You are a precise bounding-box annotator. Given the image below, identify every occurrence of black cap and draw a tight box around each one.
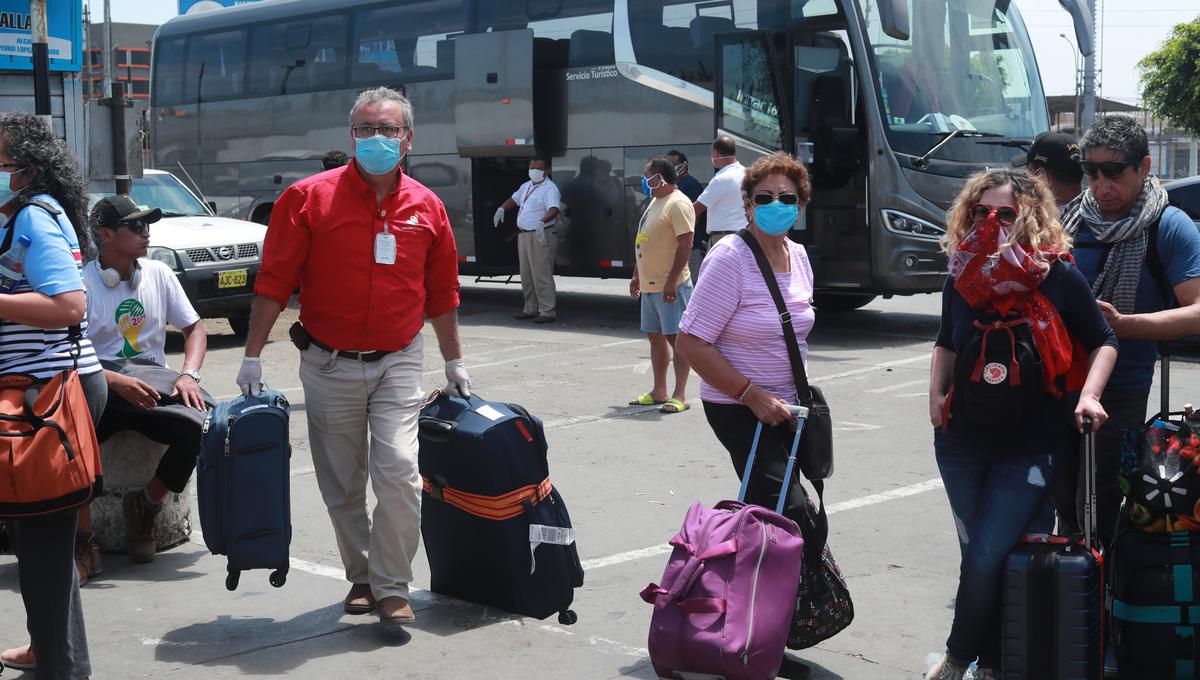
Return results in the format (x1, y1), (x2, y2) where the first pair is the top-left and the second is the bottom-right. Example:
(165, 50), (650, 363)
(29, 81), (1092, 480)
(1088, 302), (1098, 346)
(1013, 132), (1083, 180)
(90, 194), (162, 229)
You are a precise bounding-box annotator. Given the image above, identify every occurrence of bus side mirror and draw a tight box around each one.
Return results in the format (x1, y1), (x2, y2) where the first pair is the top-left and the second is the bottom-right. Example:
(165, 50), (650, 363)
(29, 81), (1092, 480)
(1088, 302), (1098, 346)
(878, 0), (910, 41)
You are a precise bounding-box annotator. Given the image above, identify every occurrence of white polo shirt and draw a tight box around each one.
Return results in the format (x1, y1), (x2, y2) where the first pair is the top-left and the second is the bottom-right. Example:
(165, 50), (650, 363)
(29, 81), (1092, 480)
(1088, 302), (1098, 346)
(512, 179), (562, 231)
(696, 162), (748, 234)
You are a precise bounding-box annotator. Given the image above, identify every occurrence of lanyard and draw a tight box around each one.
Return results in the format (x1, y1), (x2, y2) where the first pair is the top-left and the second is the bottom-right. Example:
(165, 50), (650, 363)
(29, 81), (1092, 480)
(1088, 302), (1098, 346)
(523, 181), (542, 204)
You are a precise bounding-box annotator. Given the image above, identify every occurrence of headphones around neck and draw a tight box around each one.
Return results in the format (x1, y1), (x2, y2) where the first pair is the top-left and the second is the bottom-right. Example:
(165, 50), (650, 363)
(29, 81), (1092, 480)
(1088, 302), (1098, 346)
(99, 260), (141, 289)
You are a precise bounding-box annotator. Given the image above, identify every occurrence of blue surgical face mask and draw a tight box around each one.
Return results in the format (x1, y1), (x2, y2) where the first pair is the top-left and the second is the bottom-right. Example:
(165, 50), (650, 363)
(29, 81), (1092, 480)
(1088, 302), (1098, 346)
(754, 200), (798, 236)
(354, 133), (406, 176)
(641, 174), (662, 198)
(0, 169), (20, 207)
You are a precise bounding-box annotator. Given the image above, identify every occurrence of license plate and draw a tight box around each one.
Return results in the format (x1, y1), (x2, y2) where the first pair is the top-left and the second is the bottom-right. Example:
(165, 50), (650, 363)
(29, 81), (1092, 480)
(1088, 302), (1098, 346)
(217, 269), (248, 289)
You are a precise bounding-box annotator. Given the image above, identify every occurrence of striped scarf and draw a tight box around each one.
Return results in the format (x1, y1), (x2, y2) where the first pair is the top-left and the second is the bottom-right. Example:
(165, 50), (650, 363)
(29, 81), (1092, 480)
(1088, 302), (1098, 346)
(1061, 176), (1169, 314)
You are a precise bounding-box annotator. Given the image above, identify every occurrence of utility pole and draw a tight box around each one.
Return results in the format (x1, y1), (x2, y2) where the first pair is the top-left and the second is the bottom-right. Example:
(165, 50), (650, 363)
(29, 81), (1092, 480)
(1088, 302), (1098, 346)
(102, 0), (112, 98)
(1080, 0), (1098, 130)
(29, 0), (51, 126)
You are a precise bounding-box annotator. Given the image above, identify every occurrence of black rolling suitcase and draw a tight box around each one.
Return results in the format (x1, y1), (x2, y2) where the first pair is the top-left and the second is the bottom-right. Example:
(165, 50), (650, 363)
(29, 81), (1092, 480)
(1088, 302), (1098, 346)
(1001, 418), (1103, 680)
(418, 391), (583, 624)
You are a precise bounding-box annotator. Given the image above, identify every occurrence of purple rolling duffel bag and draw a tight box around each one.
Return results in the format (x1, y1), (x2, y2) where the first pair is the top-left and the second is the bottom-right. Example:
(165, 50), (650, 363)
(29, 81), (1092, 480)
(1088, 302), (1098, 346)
(640, 408), (808, 680)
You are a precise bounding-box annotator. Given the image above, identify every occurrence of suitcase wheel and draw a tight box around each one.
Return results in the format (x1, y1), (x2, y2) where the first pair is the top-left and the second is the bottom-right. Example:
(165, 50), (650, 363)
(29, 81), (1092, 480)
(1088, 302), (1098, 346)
(225, 570), (240, 591)
(269, 569), (287, 588)
(557, 609), (577, 626)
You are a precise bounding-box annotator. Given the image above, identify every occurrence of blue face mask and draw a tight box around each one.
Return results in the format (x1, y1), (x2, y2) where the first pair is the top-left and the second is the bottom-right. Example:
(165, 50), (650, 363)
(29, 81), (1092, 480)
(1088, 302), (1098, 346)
(355, 134), (405, 176)
(641, 174), (662, 198)
(754, 200), (798, 236)
(0, 169), (20, 207)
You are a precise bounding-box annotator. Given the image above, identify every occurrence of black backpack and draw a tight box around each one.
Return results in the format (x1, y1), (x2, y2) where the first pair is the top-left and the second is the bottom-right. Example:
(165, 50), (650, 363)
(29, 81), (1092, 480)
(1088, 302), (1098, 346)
(952, 314), (1045, 427)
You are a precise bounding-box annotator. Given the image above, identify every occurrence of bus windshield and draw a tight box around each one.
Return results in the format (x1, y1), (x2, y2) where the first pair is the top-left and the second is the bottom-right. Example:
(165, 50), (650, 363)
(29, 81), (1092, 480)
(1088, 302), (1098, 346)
(862, 0), (1048, 156)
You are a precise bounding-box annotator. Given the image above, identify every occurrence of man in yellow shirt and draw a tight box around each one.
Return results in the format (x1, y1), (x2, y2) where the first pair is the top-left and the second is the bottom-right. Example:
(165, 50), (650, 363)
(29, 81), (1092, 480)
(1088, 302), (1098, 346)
(628, 156), (695, 414)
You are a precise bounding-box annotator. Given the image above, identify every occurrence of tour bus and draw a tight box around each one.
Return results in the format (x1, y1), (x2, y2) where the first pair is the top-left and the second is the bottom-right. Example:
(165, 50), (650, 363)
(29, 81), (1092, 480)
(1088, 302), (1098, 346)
(151, 0), (1092, 309)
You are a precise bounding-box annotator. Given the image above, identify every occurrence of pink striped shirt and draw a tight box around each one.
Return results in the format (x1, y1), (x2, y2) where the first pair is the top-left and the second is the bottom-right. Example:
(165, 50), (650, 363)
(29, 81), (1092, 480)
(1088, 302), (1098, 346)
(679, 235), (815, 404)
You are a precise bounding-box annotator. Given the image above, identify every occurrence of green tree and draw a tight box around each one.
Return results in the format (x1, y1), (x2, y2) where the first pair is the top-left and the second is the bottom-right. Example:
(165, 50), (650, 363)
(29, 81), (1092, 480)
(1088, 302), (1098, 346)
(1138, 16), (1200, 136)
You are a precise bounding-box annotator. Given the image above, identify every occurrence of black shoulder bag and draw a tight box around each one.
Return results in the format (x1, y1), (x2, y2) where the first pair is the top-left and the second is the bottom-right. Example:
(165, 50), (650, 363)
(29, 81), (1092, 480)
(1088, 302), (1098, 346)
(735, 229), (852, 648)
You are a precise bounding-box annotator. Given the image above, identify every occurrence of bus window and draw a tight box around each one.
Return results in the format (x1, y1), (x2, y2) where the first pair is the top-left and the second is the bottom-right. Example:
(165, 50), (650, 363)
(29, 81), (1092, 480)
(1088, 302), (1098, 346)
(152, 37), (186, 106)
(248, 14), (348, 96)
(352, 2), (465, 84)
(477, 0), (614, 67)
(716, 32), (783, 150)
(185, 30), (247, 102)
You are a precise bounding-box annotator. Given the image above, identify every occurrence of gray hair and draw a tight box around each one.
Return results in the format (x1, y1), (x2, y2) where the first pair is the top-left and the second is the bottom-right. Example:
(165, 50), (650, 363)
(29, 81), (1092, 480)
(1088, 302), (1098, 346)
(349, 87), (414, 127)
(1080, 114), (1149, 163)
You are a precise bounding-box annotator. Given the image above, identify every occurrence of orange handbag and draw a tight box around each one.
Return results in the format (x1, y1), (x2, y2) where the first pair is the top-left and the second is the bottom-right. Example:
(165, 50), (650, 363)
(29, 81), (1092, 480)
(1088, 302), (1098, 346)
(0, 365), (101, 517)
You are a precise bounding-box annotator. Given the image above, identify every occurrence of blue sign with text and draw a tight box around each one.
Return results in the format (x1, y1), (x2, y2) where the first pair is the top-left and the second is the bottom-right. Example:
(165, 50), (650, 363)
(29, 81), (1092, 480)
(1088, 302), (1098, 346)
(0, 0), (83, 72)
(179, 0), (265, 15)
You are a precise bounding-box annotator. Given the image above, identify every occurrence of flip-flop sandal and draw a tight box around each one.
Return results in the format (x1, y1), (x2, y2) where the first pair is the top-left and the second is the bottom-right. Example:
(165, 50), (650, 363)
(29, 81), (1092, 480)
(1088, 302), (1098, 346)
(628, 393), (667, 406)
(660, 398), (689, 414)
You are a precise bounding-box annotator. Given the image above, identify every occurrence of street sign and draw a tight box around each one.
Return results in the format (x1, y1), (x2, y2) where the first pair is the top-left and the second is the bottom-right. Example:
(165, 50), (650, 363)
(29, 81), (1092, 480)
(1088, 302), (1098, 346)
(179, 0), (266, 15)
(0, 0), (82, 72)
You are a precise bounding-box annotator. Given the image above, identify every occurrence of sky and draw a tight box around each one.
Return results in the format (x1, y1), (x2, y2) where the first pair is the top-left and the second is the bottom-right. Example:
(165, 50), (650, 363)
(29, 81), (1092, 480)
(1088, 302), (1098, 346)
(102, 0), (1198, 106)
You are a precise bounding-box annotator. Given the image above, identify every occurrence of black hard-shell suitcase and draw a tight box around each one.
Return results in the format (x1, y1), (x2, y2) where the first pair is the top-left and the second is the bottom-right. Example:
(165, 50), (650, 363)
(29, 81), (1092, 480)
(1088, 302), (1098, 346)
(418, 391), (583, 624)
(1001, 419), (1103, 679)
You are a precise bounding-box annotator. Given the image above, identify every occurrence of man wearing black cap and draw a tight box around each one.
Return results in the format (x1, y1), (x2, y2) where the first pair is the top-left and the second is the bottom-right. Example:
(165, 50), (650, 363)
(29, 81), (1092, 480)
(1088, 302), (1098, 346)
(1014, 131), (1084, 213)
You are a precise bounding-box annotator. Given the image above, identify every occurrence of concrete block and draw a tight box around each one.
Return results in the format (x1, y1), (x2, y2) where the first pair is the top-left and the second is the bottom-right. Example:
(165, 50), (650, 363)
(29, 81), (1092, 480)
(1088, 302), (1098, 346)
(92, 430), (191, 553)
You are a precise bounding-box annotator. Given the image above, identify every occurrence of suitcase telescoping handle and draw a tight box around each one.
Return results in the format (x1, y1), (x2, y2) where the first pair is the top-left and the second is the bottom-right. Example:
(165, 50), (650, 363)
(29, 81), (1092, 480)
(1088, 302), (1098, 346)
(1160, 353), (1170, 420)
(737, 405), (809, 515)
(1081, 415), (1098, 553)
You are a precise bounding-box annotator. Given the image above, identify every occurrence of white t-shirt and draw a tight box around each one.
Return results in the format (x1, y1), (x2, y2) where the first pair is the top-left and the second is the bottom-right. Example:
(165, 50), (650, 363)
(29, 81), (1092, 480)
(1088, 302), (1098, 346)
(696, 162), (748, 233)
(83, 259), (201, 368)
(512, 179), (562, 231)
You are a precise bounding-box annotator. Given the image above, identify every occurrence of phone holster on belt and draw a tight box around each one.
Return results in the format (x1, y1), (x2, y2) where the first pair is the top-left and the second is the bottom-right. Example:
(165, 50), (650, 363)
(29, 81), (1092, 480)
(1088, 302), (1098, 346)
(288, 321), (312, 351)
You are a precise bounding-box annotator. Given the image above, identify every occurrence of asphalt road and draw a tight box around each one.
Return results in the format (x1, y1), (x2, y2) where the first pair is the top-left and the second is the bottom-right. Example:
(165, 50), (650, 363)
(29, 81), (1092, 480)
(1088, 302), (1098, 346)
(2, 277), (1198, 679)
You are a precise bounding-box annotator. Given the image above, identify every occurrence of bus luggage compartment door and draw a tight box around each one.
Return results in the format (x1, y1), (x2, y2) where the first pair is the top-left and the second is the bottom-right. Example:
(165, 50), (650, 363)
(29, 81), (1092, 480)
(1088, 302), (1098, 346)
(455, 30), (536, 158)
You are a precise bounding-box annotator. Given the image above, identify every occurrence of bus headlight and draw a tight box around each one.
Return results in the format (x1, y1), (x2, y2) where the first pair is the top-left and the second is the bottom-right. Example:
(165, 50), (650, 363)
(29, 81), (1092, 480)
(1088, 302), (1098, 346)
(147, 247), (181, 271)
(882, 210), (946, 241)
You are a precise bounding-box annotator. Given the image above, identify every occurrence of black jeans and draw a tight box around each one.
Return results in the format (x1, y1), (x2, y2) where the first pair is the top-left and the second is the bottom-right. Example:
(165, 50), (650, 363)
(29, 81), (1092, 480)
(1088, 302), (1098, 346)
(8, 368), (107, 679)
(1052, 388), (1148, 551)
(96, 395), (203, 493)
(702, 401), (811, 529)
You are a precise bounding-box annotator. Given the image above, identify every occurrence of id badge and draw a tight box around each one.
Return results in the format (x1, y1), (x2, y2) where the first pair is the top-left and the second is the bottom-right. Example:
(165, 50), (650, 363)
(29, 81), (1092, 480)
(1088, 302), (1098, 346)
(374, 232), (397, 265)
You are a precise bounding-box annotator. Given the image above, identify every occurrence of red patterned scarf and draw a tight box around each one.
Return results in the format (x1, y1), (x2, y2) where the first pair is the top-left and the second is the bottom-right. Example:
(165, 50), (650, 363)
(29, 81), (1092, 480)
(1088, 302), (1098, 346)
(949, 217), (1087, 396)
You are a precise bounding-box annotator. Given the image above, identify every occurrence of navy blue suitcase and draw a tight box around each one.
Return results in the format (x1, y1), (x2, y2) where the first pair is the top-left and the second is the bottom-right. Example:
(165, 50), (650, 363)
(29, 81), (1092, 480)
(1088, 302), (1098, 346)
(197, 390), (292, 591)
(1001, 422), (1103, 680)
(418, 392), (583, 624)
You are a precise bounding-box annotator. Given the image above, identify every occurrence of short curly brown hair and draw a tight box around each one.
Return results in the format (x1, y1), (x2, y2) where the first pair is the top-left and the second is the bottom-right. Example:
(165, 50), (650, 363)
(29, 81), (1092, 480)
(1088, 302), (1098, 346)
(740, 152), (811, 207)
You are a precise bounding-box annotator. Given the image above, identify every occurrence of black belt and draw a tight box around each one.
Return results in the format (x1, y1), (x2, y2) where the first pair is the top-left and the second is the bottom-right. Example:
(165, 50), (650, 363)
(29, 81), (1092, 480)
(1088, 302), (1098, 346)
(309, 336), (389, 362)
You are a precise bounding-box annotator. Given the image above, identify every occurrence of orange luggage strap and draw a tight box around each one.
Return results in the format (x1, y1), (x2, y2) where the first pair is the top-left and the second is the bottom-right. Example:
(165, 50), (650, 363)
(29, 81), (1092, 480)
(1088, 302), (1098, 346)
(422, 475), (553, 521)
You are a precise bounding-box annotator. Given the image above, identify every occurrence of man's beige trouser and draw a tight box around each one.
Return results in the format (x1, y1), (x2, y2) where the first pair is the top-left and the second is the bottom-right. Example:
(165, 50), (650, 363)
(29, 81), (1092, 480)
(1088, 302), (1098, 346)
(517, 229), (557, 317)
(298, 335), (424, 600)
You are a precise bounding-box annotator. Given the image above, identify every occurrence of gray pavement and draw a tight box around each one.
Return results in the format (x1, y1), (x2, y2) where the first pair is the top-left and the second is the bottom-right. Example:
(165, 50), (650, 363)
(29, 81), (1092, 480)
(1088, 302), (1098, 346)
(3, 278), (1198, 679)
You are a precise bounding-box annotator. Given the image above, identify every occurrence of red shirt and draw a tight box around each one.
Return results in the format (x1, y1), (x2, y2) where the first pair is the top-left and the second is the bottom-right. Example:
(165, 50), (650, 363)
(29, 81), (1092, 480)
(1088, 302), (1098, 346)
(255, 164), (460, 351)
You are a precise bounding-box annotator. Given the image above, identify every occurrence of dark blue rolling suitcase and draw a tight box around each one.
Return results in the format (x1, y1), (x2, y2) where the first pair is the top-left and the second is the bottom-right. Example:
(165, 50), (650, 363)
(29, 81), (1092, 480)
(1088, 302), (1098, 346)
(418, 392), (583, 624)
(197, 390), (292, 591)
(1001, 421), (1103, 679)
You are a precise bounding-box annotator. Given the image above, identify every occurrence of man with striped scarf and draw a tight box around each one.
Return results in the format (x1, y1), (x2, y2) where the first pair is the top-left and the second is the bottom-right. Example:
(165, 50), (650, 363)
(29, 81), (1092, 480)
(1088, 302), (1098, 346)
(1056, 114), (1200, 552)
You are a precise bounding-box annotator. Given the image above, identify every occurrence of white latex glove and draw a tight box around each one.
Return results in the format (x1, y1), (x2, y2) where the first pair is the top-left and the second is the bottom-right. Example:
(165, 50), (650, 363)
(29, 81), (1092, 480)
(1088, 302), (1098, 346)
(493, 207), (505, 228)
(444, 359), (471, 398)
(535, 222), (546, 243)
(237, 356), (263, 397)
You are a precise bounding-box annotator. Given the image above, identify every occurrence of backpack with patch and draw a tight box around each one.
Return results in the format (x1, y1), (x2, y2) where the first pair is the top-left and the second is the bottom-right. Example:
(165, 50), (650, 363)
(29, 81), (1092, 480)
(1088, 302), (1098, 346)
(950, 314), (1046, 427)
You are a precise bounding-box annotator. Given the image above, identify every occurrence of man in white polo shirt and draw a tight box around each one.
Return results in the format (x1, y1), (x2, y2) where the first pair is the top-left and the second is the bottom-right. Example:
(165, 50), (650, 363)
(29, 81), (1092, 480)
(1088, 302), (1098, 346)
(693, 136), (747, 245)
(494, 157), (561, 323)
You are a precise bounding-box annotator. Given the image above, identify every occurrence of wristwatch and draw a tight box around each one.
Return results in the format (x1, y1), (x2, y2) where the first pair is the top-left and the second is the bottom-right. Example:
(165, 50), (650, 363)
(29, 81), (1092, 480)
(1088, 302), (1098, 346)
(182, 369), (202, 383)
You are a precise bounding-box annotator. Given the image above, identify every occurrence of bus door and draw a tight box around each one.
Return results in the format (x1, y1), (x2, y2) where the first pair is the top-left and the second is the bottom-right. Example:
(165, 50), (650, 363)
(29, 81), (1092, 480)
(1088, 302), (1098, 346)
(454, 29), (538, 275)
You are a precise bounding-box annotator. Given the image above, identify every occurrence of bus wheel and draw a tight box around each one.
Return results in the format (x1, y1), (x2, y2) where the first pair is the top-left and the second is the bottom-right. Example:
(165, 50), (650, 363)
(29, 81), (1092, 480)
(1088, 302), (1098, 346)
(812, 293), (876, 312)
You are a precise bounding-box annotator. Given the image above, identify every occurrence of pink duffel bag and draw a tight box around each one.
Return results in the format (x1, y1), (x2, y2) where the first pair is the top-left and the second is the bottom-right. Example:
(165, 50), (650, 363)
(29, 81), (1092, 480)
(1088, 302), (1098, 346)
(641, 416), (807, 680)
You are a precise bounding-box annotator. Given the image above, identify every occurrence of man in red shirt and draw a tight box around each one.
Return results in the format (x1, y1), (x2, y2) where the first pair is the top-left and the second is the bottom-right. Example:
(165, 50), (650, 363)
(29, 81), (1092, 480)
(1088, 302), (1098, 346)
(236, 87), (470, 626)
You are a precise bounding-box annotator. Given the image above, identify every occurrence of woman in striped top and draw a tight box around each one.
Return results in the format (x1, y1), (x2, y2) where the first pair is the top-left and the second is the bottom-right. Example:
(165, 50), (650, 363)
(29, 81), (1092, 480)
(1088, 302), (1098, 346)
(0, 113), (105, 680)
(676, 152), (817, 677)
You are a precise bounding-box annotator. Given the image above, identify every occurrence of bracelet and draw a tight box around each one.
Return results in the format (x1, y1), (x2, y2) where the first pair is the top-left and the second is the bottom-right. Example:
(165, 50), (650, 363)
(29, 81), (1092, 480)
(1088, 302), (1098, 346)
(736, 380), (754, 403)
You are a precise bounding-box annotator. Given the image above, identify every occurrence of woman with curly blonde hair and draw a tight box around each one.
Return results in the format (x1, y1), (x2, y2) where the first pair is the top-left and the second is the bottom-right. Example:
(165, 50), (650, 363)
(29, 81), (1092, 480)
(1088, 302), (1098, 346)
(925, 168), (1118, 680)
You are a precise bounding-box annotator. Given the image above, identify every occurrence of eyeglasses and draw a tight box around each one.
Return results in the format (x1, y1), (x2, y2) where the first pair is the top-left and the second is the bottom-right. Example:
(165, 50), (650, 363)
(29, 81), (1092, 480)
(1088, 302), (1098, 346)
(1079, 159), (1138, 180)
(351, 125), (407, 139)
(119, 220), (150, 236)
(969, 203), (1019, 225)
(751, 193), (801, 206)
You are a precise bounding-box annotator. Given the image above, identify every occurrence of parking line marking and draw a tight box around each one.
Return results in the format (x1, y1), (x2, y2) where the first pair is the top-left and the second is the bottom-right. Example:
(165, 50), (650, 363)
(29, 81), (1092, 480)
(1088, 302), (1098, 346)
(421, 337), (642, 376)
(867, 378), (928, 394)
(813, 354), (929, 383)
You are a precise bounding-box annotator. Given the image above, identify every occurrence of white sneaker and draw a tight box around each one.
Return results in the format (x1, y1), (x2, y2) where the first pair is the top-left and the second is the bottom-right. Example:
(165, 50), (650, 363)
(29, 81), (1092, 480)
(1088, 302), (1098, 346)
(925, 654), (968, 680)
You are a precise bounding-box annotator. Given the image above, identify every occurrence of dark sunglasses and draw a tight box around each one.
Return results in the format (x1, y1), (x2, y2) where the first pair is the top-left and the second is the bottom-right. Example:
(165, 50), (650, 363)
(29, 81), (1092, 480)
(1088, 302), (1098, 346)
(119, 220), (150, 236)
(968, 203), (1018, 226)
(1079, 159), (1138, 180)
(751, 193), (801, 206)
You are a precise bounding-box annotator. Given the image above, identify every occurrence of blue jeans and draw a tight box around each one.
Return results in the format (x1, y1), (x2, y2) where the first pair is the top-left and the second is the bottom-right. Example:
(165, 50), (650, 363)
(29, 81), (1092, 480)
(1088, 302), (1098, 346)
(934, 429), (1056, 668)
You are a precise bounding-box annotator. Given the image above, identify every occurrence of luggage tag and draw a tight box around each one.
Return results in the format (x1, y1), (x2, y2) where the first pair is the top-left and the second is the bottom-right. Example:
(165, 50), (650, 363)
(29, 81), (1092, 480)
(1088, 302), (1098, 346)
(374, 227), (396, 265)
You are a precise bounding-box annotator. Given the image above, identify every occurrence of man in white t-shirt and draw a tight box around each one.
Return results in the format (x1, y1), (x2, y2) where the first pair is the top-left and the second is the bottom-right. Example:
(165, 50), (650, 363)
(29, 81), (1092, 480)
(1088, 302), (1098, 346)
(84, 195), (209, 565)
(494, 158), (561, 323)
(694, 136), (747, 244)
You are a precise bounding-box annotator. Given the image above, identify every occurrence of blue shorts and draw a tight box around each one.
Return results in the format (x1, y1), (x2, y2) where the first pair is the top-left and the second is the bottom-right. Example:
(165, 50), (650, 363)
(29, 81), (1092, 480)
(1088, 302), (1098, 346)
(640, 283), (693, 335)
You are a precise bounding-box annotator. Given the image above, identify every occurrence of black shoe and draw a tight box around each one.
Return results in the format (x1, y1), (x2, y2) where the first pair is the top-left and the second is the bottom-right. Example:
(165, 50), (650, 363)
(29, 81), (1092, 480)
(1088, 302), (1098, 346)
(532, 315), (556, 324)
(512, 312), (538, 320)
(779, 653), (812, 679)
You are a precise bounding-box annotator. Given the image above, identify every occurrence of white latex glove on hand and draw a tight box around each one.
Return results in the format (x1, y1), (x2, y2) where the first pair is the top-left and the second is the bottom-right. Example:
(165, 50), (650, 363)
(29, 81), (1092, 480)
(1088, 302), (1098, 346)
(237, 356), (263, 397)
(493, 207), (505, 228)
(444, 359), (471, 398)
